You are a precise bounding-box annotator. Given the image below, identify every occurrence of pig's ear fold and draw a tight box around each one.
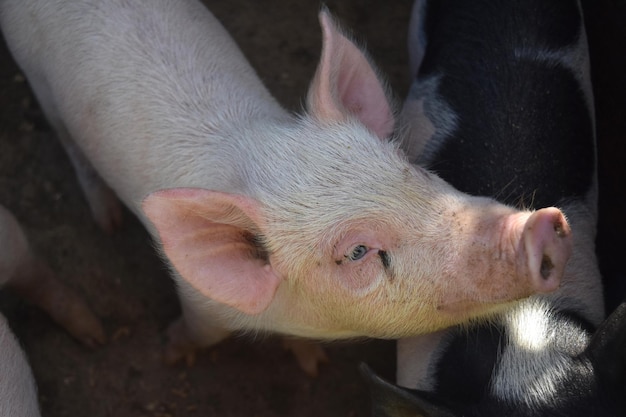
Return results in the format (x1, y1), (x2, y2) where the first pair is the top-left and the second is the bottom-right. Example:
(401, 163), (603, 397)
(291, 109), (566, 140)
(585, 301), (626, 387)
(359, 364), (457, 417)
(142, 188), (280, 315)
(306, 8), (395, 139)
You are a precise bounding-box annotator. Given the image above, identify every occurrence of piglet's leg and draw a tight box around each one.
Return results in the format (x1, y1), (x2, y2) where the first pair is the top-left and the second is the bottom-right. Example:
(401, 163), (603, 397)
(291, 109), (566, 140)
(30, 80), (123, 234)
(164, 314), (231, 366)
(282, 338), (330, 377)
(55, 127), (123, 234)
(8, 257), (106, 348)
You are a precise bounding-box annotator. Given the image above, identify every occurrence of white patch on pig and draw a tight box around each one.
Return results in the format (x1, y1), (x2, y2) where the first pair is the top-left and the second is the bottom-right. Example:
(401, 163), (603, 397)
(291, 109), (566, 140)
(491, 298), (590, 409)
(404, 75), (459, 165)
(396, 330), (448, 390)
(398, 98), (436, 163)
(407, 0), (428, 77)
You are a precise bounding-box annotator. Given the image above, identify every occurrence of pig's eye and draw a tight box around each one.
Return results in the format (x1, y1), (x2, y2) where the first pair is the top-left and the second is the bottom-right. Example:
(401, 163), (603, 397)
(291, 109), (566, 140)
(347, 245), (368, 261)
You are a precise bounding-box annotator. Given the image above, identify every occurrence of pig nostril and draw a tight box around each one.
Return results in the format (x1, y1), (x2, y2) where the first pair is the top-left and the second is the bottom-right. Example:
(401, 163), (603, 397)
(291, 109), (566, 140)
(540, 254), (554, 280)
(554, 221), (567, 238)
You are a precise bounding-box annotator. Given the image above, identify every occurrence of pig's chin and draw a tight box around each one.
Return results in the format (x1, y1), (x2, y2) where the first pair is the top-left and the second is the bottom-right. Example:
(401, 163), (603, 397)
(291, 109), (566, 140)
(436, 297), (521, 320)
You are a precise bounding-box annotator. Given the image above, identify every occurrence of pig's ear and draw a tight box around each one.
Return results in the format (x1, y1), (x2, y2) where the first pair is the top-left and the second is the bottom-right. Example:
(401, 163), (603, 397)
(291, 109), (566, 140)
(142, 188), (280, 315)
(307, 9), (395, 139)
(360, 364), (457, 417)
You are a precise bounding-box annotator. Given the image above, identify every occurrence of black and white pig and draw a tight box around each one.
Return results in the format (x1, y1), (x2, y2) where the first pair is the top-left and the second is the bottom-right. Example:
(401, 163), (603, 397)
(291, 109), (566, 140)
(0, 0), (572, 372)
(363, 0), (626, 415)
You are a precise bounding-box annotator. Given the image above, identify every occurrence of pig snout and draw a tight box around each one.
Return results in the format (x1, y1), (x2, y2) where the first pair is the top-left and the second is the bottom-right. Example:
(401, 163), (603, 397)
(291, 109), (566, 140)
(522, 207), (572, 293)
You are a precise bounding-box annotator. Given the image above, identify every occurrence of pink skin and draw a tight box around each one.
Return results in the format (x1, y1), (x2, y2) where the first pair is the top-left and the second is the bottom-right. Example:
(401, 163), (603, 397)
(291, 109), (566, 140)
(523, 207), (571, 290)
(432, 207), (570, 317)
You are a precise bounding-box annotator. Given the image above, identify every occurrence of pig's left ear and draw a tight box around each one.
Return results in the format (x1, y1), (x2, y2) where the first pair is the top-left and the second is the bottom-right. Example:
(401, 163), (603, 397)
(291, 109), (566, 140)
(142, 188), (281, 315)
(307, 9), (395, 139)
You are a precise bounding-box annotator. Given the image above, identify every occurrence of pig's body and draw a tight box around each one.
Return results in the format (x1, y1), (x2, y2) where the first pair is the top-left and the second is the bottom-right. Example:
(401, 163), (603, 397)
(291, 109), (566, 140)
(0, 314), (40, 417)
(373, 0), (625, 415)
(0, 0), (572, 357)
(0, 209), (40, 417)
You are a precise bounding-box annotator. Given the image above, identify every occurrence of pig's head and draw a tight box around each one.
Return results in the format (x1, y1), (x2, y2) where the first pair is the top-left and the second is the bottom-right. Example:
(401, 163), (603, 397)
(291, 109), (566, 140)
(141, 10), (572, 338)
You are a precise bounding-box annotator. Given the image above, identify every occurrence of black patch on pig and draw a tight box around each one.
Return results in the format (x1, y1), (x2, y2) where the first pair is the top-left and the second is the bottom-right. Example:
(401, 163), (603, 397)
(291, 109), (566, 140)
(433, 323), (505, 405)
(420, 309), (626, 416)
(417, 0), (594, 209)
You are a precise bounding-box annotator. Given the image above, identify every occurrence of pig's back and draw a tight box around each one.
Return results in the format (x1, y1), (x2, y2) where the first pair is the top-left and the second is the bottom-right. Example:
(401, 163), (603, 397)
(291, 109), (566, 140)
(0, 0), (284, 212)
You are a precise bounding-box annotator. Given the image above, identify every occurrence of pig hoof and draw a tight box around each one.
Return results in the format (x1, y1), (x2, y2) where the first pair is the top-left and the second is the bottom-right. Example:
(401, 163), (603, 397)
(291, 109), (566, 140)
(163, 318), (208, 366)
(163, 346), (197, 367)
(163, 342), (198, 366)
(46, 288), (107, 348)
(282, 338), (329, 377)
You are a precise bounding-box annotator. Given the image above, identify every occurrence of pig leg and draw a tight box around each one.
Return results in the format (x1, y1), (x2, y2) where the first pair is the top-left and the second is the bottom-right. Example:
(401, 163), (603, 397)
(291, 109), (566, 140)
(0, 206), (106, 347)
(168, 286), (329, 376)
(167, 311), (330, 376)
(0, 314), (41, 417)
(28, 79), (122, 233)
(282, 338), (329, 377)
(57, 132), (123, 234)
(8, 258), (107, 348)
(163, 316), (230, 366)
(163, 287), (231, 365)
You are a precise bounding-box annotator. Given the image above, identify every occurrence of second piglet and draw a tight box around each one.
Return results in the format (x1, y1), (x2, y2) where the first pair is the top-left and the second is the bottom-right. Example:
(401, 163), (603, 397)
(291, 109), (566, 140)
(367, 0), (624, 415)
(0, 0), (571, 366)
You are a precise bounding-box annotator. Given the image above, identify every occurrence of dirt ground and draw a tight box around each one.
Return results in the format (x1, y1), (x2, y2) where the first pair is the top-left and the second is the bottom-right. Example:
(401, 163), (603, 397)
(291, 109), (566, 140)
(0, 1), (624, 417)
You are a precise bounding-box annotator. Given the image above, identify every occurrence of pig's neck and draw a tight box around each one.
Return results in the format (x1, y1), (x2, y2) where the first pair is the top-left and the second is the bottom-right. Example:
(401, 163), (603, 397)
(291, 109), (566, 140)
(221, 284), (366, 340)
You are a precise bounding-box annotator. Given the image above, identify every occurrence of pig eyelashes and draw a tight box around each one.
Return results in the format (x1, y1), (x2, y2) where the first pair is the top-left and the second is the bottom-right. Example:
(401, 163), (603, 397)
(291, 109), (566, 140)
(378, 250), (390, 269)
(336, 245), (391, 269)
(348, 245), (368, 261)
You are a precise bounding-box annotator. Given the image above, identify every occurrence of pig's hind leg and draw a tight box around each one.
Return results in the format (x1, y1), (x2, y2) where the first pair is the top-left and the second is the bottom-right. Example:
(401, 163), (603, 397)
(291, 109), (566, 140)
(282, 338), (329, 377)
